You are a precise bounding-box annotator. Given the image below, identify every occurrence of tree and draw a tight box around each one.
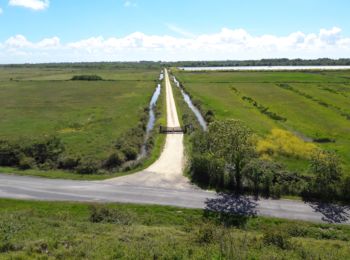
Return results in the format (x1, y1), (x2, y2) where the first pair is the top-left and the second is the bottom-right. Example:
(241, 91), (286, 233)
(342, 176), (350, 202)
(190, 131), (225, 188)
(242, 159), (262, 196)
(207, 120), (256, 192)
(310, 150), (342, 200)
(242, 159), (283, 197)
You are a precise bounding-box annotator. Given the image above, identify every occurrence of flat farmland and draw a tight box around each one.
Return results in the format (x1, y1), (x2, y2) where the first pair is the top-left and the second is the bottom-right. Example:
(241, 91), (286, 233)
(0, 67), (159, 169)
(0, 66), (159, 81)
(174, 70), (350, 173)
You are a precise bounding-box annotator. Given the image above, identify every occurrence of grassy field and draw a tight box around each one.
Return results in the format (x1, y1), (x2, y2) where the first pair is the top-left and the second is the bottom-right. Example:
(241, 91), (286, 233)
(0, 199), (349, 259)
(0, 66), (159, 81)
(173, 70), (350, 174)
(0, 67), (165, 179)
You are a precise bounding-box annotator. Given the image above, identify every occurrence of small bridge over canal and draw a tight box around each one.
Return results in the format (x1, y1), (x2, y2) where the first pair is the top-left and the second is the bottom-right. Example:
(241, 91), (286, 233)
(159, 125), (193, 134)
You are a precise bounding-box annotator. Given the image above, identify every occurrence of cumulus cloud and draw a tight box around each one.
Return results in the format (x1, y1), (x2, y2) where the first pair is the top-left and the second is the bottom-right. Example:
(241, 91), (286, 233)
(37, 36), (60, 48)
(1, 27), (350, 63)
(5, 35), (32, 48)
(9, 0), (49, 11)
(4, 35), (59, 49)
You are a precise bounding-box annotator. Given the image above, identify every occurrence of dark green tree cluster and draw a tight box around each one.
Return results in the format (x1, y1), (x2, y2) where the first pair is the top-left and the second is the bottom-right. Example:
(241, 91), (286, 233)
(189, 119), (348, 202)
(171, 58), (350, 67)
(190, 120), (285, 196)
(71, 75), (103, 81)
(303, 150), (344, 201)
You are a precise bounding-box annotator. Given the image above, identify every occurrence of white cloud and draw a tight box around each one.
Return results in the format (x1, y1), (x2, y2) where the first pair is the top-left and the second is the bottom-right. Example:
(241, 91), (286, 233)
(319, 26), (341, 44)
(37, 36), (60, 48)
(4, 35), (60, 49)
(9, 0), (49, 11)
(5, 35), (32, 48)
(0, 7), (3, 14)
(1, 27), (350, 63)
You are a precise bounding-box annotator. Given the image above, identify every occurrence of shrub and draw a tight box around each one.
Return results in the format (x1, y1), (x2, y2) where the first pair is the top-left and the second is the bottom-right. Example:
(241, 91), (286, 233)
(58, 155), (80, 170)
(342, 176), (350, 202)
(115, 127), (145, 162)
(195, 223), (216, 244)
(76, 159), (99, 174)
(313, 137), (336, 143)
(103, 151), (126, 169)
(0, 141), (21, 166)
(38, 159), (58, 170)
(71, 75), (103, 81)
(190, 153), (225, 188)
(242, 159), (282, 197)
(0, 219), (22, 253)
(18, 156), (36, 170)
(25, 136), (65, 165)
(191, 153), (211, 186)
(275, 170), (307, 196)
(89, 205), (133, 225)
(121, 146), (138, 161)
(263, 229), (291, 250)
(145, 135), (155, 151)
(205, 110), (215, 123)
(285, 224), (308, 237)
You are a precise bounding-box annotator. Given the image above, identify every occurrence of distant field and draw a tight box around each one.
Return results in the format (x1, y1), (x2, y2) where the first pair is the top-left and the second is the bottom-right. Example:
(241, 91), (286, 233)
(0, 67), (159, 81)
(0, 67), (159, 167)
(174, 70), (350, 173)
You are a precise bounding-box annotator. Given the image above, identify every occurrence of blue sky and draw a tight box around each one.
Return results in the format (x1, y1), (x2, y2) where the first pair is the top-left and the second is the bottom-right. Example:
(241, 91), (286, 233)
(0, 0), (350, 63)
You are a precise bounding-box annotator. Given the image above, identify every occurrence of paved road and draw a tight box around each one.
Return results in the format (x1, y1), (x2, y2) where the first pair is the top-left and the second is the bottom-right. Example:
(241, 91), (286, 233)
(0, 69), (349, 224)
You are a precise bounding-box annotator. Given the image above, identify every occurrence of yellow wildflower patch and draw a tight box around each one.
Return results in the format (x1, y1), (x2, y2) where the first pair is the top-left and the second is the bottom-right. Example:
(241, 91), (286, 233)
(257, 128), (318, 159)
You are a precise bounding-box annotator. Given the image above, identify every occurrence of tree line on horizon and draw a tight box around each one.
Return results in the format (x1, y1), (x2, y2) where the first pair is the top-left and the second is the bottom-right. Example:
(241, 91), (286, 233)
(171, 58), (350, 67)
(2, 58), (350, 68)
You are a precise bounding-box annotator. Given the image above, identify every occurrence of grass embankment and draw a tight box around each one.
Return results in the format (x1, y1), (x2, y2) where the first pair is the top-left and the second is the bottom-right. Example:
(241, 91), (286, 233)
(0, 199), (350, 259)
(0, 67), (166, 180)
(173, 70), (350, 175)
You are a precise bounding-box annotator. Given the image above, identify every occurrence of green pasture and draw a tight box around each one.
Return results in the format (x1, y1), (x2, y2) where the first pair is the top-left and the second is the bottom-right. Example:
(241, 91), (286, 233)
(0, 67), (163, 179)
(174, 70), (350, 173)
(0, 67), (159, 81)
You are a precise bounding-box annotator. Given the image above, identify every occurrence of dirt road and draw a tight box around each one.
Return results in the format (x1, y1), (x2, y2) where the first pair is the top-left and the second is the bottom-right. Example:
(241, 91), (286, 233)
(0, 69), (349, 224)
(105, 69), (192, 190)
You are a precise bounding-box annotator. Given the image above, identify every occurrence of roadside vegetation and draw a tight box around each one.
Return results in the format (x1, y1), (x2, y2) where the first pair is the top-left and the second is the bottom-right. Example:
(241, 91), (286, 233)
(189, 119), (347, 201)
(172, 69), (350, 202)
(0, 66), (166, 179)
(1, 199), (350, 259)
